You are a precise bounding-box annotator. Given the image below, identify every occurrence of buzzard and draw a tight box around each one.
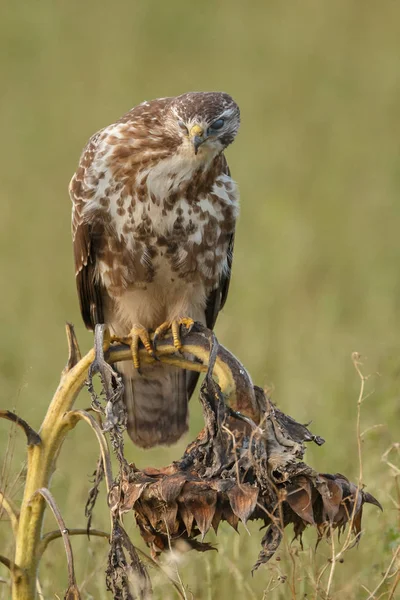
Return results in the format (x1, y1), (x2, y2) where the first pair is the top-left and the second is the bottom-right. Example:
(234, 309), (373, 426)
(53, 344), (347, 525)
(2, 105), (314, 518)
(70, 92), (240, 448)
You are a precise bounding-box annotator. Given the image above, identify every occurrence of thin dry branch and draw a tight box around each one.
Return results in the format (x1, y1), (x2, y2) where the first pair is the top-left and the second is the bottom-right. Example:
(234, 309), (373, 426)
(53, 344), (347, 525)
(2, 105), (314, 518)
(0, 555), (23, 580)
(322, 353), (382, 600)
(0, 410), (41, 446)
(324, 352), (367, 598)
(0, 489), (19, 537)
(63, 409), (113, 492)
(64, 322), (82, 372)
(365, 545), (400, 600)
(32, 488), (81, 599)
(388, 566), (400, 600)
(0, 555), (13, 572)
(38, 528), (110, 558)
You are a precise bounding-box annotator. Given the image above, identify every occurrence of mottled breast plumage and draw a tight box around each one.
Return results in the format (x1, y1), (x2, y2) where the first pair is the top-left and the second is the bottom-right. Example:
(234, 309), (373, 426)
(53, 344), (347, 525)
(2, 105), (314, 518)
(71, 93), (239, 305)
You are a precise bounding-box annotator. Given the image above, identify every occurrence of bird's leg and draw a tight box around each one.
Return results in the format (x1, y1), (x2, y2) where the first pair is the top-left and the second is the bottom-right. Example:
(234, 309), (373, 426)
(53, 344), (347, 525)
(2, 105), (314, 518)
(120, 324), (157, 372)
(88, 324), (119, 405)
(153, 317), (195, 352)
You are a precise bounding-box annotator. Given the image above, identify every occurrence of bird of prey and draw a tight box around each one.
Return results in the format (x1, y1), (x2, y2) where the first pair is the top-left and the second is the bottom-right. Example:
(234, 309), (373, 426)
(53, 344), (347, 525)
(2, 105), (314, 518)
(70, 91), (240, 448)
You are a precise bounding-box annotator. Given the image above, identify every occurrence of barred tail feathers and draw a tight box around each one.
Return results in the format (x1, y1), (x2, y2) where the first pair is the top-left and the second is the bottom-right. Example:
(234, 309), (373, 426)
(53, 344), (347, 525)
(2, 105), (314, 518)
(116, 360), (189, 448)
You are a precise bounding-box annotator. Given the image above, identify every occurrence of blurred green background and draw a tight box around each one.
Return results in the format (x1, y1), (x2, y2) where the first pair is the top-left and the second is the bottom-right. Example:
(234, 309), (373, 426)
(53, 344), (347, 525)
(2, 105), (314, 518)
(1, 0), (399, 598)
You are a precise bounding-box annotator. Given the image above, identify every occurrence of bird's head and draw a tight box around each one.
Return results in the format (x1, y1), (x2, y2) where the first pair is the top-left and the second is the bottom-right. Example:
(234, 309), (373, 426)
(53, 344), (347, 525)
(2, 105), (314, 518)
(168, 91), (240, 159)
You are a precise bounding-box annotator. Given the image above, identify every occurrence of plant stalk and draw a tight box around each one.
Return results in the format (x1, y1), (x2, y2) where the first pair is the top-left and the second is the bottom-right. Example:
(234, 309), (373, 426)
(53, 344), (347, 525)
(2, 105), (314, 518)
(11, 327), (253, 598)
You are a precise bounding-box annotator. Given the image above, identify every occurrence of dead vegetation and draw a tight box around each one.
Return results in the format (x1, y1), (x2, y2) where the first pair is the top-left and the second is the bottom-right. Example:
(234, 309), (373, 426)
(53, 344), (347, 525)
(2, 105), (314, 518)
(0, 322), (384, 599)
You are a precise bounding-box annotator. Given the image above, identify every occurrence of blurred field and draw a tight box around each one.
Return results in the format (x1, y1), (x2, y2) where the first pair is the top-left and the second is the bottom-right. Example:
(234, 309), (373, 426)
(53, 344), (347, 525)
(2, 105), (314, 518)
(1, 0), (399, 598)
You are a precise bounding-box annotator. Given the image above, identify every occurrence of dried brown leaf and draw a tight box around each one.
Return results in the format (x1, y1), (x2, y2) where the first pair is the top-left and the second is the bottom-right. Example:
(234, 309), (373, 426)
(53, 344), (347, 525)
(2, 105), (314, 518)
(286, 477), (315, 525)
(163, 503), (179, 535)
(108, 485), (121, 514)
(120, 483), (148, 513)
(222, 502), (240, 532)
(179, 502), (194, 536)
(159, 474), (187, 504)
(227, 484), (258, 525)
(352, 505), (363, 538)
(317, 476), (343, 521)
(180, 483), (217, 538)
(252, 524), (283, 572)
(143, 465), (178, 477)
(212, 504), (223, 533)
(139, 499), (162, 532)
(106, 518), (152, 600)
(363, 491), (383, 511)
(292, 517), (307, 543)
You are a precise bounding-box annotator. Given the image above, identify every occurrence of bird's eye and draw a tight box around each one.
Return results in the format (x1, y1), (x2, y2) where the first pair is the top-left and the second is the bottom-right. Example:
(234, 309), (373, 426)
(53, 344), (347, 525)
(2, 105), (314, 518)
(210, 118), (225, 130)
(178, 120), (188, 133)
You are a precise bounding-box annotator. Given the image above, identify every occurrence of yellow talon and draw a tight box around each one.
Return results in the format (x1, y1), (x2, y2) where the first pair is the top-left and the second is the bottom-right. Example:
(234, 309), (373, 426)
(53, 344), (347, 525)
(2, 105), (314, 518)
(171, 321), (181, 350)
(122, 324), (156, 371)
(154, 318), (194, 352)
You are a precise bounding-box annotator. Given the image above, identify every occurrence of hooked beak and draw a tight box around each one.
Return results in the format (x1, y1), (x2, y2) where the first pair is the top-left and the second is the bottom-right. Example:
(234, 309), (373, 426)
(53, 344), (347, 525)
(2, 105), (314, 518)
(190, 124), (206, 155)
